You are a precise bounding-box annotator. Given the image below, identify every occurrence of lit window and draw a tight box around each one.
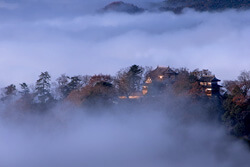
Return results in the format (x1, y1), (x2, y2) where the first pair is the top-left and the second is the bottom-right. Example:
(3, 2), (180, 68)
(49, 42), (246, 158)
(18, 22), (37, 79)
(146, 77), (152, 84)
(142, 89), (148, 95)
(159, 75), (164, 79)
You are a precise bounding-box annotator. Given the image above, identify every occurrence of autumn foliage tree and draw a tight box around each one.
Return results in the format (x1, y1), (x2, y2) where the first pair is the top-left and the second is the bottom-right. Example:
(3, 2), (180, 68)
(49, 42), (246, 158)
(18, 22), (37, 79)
(222, 71), (250, 137)
(1, 65), (250, 140)
(67, 75), (116, 107)
(116, 65), (144, 97)
(171, 68), (205, 98)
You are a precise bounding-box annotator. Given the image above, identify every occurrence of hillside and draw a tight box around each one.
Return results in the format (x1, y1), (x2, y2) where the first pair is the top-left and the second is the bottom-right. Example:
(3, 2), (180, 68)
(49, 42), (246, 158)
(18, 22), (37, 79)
(161, 0), (250, 12)
(101, 1), (145, 14)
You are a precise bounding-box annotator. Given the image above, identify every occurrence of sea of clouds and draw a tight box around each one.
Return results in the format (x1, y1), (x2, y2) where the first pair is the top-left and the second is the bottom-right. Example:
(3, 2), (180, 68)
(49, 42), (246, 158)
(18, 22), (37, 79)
(0, 99), (250, 167)
(0, 0), (249, 87)
(0, 1), (250, 166)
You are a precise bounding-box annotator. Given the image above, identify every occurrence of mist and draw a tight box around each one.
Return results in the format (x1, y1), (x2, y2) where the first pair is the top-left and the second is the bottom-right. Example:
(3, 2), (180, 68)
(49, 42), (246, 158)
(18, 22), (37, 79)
(0, 0), (162, 17)
(0, 1), (250, 86)
(0, 96), (249, 167)
(1, 1), (250, 166)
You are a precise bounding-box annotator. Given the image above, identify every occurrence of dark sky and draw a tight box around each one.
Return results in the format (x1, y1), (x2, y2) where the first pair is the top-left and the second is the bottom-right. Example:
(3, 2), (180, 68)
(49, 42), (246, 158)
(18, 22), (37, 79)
(0, 0), (249, 86)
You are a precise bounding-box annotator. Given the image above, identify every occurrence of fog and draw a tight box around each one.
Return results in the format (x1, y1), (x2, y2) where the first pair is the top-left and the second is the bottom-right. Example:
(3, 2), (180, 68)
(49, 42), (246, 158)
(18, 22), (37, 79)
(0, 1), (249, 166)
(0, 98), (249, 167)
(0, 0), (161, 16)
(0, 0), (250, 86)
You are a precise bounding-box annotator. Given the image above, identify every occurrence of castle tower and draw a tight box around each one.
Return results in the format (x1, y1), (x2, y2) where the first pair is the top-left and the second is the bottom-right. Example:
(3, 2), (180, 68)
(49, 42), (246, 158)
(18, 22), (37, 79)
(199, 75), (222, 97)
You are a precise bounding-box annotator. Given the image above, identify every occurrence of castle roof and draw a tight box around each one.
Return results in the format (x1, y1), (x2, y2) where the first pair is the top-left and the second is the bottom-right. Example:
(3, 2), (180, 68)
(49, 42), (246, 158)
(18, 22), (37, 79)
(147, 66), (177, 78)
(199, 75), (221, 82)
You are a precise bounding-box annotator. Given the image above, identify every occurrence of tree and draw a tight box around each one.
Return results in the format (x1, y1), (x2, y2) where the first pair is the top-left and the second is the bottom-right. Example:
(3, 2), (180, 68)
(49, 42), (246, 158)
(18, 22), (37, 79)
(172, 68), (191, 95)
(88, 75), (113, 86)
(67, 74), (116, 106)
(79, 75), (91, 87)
(84, 81), (116, 107)
(20, 83), (30, 96)
(4, 84), (17, 96)
(238, 71), (250, 96)
(223, 80), (239, 95)
(56, 74), (70, 99)
(1, 84), (17, 101)
(116, 65), (144, 97)
(128, 65), (144, 92)
(35, 71), (53, 104)
(115, 69), (130, 97)
(67, 76), (82, 92)
(16, 83), (33, 111)
(222, 71), (250, 138)
(191, 69), (212, 78)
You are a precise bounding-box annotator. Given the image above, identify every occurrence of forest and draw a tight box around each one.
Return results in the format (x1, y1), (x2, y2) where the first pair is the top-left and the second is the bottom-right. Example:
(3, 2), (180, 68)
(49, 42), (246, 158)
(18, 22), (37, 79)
(1, 65), (250, 146)
(164, 0), (250, 11)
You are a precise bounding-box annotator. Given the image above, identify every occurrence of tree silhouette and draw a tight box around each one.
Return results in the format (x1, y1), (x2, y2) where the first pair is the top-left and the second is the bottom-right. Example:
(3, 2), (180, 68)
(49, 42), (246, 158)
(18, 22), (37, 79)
(35, 71), (53, 104)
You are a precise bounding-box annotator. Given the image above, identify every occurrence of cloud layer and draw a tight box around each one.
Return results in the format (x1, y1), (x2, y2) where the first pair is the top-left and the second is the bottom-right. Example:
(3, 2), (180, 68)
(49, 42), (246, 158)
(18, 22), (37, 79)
(0, 1), (250, 86)
(0, 102), (250, 167)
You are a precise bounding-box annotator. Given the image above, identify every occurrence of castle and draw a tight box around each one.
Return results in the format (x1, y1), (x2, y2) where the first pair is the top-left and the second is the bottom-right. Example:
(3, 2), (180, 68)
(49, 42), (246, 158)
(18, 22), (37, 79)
(118, 66), (222, 100)
(143, 66), (178, 95)
(198, 75), (222, 97)
(142, 66), (221, 97)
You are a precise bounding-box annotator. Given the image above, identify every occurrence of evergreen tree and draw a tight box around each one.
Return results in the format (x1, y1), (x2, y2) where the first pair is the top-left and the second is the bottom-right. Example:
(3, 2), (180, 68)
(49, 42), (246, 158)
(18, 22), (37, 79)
(35, 72), (53, 104)
(20, 83), (30, 96)
(127, 65), (144, 93)
(115, 65), (144, 97)
(67, 76), (82, 92)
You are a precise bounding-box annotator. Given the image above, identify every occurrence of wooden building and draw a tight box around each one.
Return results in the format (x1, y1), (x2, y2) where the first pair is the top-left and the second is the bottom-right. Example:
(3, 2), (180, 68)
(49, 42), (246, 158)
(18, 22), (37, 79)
(143, 66), (178, 95)
(119, 92), (143, 99)
(199, 75), (222, 97)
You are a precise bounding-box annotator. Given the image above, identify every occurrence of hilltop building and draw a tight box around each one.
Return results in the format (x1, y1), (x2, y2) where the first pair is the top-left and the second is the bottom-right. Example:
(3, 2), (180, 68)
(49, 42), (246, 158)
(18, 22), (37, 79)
(119, 66), (222, 99)
(199, 75), (222, 97)
(143, 66), (178, 95)
(118, 92), (143, 99)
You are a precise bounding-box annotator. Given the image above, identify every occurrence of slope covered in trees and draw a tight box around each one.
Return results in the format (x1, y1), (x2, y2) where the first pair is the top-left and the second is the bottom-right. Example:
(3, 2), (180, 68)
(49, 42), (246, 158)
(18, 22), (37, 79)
(160, 0), (250, 13)
(1, 65), (250, 146)
(101, 1), (145, 14)
(100, 1), (250, 14)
